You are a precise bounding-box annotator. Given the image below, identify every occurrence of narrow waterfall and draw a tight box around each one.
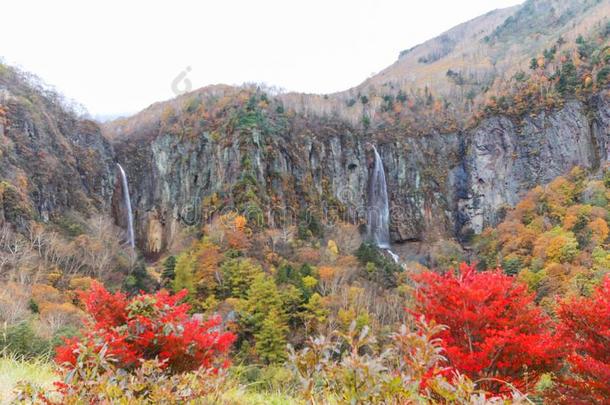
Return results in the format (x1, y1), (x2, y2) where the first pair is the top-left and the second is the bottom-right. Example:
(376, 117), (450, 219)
(367, 146), (391, 247)
(117, 164), (135, 249)
(366, 145), (399, 263)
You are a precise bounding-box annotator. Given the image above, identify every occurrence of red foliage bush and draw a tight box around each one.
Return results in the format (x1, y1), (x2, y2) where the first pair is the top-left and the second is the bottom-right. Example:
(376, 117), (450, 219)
(55, 282), (235, 373)
(552, 275), (610, 404)
(413, 262), (561, 393)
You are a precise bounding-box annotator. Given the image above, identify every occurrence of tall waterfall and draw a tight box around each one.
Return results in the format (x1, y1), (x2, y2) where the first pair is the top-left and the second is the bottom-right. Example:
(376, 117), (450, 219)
(367, 146), (391, 247)
(367, 145), (399, 263)
(117, 164), (135, 249)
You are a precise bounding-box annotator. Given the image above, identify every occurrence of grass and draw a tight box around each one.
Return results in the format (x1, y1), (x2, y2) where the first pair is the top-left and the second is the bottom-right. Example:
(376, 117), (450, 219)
(0, 355), (57, 404)
(0, 356), (301, 404)
(218, 388), (301, 404)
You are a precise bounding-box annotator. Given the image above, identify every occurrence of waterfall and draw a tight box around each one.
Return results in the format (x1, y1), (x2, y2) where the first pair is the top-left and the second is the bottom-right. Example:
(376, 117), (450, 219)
(117, 164), (135, 249)
(366, 145), (399, 263)
(367, 145), (391, 247)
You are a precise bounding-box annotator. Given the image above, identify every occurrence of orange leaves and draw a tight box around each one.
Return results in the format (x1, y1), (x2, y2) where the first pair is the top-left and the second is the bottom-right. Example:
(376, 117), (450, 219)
(31, 283), (64, 304)
(226, 229), (250, 250)
(317, 266), (336, 282)
(476, 168), (609, 304)
(31, 283), (81, 334)
(588, 217), (609, 244)
(234, 215), (247, 232)
(296, 247), (321, 264)
(206, 212), (252, 251)
(194, 241), (222, 288)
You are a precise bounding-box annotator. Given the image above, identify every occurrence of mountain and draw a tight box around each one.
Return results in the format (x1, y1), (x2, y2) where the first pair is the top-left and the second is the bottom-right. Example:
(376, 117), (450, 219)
(101, 0), (609, 257)
(0, 64), (115, 230)
(1, 0), (608, 262)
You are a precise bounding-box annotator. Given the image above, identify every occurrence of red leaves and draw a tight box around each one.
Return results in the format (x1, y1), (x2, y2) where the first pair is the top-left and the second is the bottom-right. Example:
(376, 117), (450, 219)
(413, 262), (561, 393)
(77, 281), (128, 328)
(552, 275), (610, 403)
(55, 282), (235, 373)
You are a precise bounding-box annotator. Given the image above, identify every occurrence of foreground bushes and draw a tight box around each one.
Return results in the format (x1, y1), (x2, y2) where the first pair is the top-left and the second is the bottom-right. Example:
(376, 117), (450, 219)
(413, 262), (561, 394)
(550, 276), (610, 403)
(55, 282), (235, 373)
(12, 266), (610, 403)
(289, 317), (530, 403)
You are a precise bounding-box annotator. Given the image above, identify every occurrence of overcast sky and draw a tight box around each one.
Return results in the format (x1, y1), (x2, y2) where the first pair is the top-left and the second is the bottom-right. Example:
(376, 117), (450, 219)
(1, 0), (523, 118)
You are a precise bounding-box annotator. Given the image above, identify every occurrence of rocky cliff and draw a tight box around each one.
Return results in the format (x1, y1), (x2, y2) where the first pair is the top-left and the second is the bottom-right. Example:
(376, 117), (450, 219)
(107, 88), (608, 256)
(0, 64), (115, 229)
(1, 0), (608, 258)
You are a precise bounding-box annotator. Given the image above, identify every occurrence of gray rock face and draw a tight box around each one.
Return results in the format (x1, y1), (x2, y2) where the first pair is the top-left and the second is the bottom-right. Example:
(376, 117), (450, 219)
(455, 99), (608, 238)
(111, 97), (608, 255)
(0, 72), (116, 228)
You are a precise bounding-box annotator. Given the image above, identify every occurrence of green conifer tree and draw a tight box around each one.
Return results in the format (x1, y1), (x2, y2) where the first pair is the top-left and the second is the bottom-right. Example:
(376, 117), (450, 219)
(172, 252), (196, 296)
(255, 308), (288, 364)
(161, 255), (177, 288)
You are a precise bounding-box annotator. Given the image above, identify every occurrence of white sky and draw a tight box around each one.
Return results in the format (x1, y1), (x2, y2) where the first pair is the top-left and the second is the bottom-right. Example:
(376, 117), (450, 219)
(1, 0), (523, 118)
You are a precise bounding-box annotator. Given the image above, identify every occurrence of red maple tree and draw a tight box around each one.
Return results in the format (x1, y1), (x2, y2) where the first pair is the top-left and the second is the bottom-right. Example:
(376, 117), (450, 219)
(551, 275), (610, 404)
(413, 262), (561, 393)
(55, 282), (235, 373)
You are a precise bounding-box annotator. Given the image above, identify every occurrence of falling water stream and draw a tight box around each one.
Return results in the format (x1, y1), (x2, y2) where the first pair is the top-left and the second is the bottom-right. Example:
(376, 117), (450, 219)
(117, 163), (135, 249)
(367, 145), (399, 263)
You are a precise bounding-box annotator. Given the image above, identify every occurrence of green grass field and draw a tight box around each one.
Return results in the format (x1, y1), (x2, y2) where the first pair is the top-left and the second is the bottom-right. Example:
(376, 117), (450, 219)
(0, 355), (57, 404)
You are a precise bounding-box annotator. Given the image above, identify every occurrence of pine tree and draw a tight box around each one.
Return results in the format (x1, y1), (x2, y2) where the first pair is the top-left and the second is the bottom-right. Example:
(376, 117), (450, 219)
(556, 59), (578, 95)
(219, 258), (263, 299)
(241, 273), (289, 363)
(303, 292), (329, 334)
(161, 255), (177, 288)
(243, 273), (284, 329)
(255, 308), (288, 364)
(172, 253), (195, 296)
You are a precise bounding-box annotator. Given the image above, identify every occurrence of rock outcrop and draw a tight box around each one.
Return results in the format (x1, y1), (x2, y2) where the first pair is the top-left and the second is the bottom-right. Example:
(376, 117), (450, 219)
(108, 91), (608, 256)
(0, 65), (115, 229)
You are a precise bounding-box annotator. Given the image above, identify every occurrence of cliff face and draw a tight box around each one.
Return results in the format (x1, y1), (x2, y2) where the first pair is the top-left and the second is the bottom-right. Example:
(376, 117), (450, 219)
(454, 97), (608, 239)
(0, 65), (116, 229)
(109, 93), (608, 256)
(2, 61), (606, 258)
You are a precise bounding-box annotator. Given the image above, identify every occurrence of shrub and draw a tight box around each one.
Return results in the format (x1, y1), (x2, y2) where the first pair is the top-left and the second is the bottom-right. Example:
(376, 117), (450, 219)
(17, 356), (229, 404)
(0, 321), (50, 358)
(355, 243), (401, 287)
(548, 275), (610, 403)
(413, 262), (561, 394)
(288, 317), (530, 403)
(55, 282), (235, 374)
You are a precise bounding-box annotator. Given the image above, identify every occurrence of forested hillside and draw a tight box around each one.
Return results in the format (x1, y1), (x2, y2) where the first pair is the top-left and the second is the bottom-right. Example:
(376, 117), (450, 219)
(0, 0), (608, 403)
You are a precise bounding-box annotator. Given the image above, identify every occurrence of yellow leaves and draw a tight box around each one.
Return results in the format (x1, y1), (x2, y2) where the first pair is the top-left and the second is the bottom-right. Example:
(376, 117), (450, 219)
(69, 276), (95, 291)
(16, 174), (28, 191)
(533, 227), (579, 266)
(301, 275), (318, 290)
(326, 240), (339, 255)
(518, 267), (547, 292)
(31, 283), (61, 301)
(546, 176), (578, 219)
(257, 99), (269, 110)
